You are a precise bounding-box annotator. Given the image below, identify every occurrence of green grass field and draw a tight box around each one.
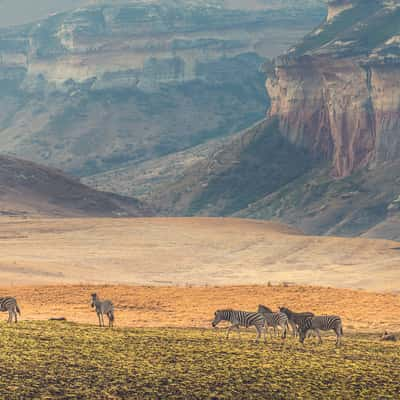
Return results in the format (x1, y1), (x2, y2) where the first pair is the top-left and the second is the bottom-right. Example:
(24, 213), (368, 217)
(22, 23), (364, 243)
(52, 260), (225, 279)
(0, 322), (399, 399)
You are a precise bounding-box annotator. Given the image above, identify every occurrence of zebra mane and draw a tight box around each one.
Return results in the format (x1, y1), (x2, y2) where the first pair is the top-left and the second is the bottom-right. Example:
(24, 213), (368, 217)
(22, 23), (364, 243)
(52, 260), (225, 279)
(258, 304), (274, 314)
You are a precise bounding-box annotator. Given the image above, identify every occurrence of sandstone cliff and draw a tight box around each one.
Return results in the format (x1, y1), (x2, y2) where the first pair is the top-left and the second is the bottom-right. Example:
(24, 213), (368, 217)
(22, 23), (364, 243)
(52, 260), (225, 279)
(267, 0), (400, 177)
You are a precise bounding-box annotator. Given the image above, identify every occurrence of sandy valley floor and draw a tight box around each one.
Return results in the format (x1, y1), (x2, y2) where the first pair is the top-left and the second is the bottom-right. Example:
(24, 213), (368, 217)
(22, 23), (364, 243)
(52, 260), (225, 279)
(0, 217), (400, 291)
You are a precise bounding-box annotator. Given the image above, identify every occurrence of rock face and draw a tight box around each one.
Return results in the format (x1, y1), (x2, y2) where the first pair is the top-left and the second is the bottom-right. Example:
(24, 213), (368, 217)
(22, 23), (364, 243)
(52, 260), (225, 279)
(267, 0), (400, 177)
(327, 0), (354, 21)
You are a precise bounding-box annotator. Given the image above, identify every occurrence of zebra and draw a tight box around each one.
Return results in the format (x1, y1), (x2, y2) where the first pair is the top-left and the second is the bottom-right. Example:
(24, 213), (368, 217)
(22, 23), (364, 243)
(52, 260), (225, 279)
(279, 307), (314, 337)
(0, 297), (21, 323)
(212, 309), (266, 342)
(257, 305), (288, 339)
(91, 293), (115, 328)
(298, 315), (343, 347)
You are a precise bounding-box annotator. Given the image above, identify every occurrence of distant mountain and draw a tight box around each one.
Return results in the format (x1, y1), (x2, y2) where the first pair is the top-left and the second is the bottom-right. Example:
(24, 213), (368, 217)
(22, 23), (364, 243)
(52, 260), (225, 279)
(0, 155), (153, 217)
(145, 0), (400, 240)
(0, 0), (324, 179)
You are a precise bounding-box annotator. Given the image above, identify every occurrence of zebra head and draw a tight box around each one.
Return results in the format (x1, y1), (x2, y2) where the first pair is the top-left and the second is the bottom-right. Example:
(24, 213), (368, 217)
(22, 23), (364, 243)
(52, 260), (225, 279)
(90, 293), (98, 308)
(298, 318), (313, 344)
(212, 310), (224, 327)
(279, 307), (289, 315)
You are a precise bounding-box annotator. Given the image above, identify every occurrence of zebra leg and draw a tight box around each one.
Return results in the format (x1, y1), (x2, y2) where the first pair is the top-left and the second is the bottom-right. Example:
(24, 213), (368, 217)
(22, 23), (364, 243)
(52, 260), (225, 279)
(226, 324), (235, 339)
(289, 321), (297, 337)
(268, 325), (273, 339)
(255, 326), (261, 343)
(315, 329), (322, 345)
(14, 309), (18, 323)
(8, 311), (12, 324)
(281, 323), (287, 339)
(263, 326), (267, 343)
(236, 326), (241, 341)
(97, 312), (102, 327)
(335, 327), (342, 347)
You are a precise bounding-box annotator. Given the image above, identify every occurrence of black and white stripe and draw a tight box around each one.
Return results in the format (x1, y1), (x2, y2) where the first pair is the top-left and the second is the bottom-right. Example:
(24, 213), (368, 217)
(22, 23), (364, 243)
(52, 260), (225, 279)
(279, 307), (314, 337)
(298, 315), (343, 347)
(0, 297), (21, 323)
(91, 293), (115, 327)
(258, 305), (288, 339)
(212, 309), (266, 342)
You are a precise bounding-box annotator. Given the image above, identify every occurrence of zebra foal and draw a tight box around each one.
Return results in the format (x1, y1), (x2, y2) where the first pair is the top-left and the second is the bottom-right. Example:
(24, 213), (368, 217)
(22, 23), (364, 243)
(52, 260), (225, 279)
(257, 305), (288, 339)
(91, 293), (115, 328)
(298, 315), (343, 347)
(0, 297), (21, 323)
(212, 309), (266, 342)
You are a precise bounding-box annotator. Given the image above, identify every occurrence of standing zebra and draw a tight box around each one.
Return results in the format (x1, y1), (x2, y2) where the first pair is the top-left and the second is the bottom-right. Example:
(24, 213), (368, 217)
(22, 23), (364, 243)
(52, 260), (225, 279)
(91, 293), (115, 328)
(212, 309), (266, 342)
(298, 315), (343, 347)
(257, 305), (288, 339)
(279, 307), (314, 337)
(0, 297), (21, 323)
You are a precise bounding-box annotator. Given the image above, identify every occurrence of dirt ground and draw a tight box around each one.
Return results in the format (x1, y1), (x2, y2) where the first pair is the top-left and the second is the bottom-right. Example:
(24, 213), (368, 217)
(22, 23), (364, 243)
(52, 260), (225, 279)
(1, 217), (400, 290)
(1, 284), (399, 333)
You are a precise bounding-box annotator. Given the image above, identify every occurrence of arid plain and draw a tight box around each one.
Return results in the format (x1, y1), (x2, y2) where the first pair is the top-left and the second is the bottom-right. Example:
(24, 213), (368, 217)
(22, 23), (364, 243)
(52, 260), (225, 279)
(1, 217), (399, 289)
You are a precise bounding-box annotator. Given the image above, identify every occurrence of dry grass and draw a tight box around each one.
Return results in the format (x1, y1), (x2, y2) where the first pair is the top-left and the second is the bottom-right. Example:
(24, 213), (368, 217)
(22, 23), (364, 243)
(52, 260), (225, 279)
(2, 284), (399, 332)
(1, 217), (400, 291)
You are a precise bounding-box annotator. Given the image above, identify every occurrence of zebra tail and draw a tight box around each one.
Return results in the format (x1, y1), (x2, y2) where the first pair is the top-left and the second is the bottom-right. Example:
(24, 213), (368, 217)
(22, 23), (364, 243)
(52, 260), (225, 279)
(340, 326), (344, 336)
(16, 305), (21, 316)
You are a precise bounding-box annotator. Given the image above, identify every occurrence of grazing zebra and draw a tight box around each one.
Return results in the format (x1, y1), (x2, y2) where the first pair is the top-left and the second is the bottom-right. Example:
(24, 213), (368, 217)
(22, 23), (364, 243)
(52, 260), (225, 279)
(0, 297), (21, 323)
(279, 307), (314, 337)
(298, 315), (343, 347)
(91, 293), (115, 328)
(212, 309), (266, 342)
(257, 305), (288, 339)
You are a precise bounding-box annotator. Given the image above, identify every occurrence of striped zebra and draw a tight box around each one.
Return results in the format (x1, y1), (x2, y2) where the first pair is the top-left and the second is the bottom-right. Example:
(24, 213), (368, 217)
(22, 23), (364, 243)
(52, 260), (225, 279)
(257, 305), (288, 339)
(0, 297), (21, 323)
(91, 293), (115, 328)
(298, 315), (343, 347)
(212, 309), (266, 342)
(279, 307), (314, 337)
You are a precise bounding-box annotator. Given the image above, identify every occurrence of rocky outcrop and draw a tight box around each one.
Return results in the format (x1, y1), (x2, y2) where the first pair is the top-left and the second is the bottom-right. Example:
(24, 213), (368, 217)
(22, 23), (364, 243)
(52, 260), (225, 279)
(266, 0), (400, 177)
(327, 0), (354, 21)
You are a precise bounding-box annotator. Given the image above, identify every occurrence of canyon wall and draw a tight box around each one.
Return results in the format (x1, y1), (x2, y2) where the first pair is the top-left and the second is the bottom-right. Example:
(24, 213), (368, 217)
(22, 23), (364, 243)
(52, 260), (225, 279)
(266, 0), (400, 177)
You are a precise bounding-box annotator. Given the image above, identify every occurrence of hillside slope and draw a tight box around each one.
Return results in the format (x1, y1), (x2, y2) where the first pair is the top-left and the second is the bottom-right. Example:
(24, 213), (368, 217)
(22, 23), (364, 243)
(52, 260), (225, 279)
(0, 155), (152, 217)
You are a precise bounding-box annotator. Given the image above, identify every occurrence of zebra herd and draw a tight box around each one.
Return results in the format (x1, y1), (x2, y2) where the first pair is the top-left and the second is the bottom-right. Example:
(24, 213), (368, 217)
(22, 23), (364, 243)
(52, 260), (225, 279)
(2, 295), (343, 346)
(212, 306), (344, 347)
